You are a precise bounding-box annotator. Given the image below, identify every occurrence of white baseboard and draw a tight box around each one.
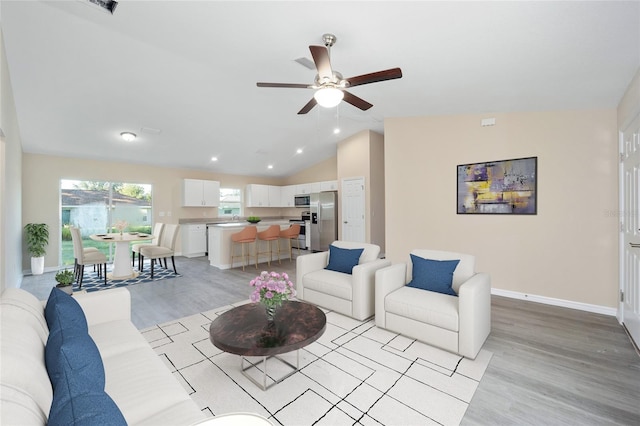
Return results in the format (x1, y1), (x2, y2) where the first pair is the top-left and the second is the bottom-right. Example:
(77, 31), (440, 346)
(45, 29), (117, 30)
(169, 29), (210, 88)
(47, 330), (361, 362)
(491, 288), (618, 317)
(22, 266), (60, 276)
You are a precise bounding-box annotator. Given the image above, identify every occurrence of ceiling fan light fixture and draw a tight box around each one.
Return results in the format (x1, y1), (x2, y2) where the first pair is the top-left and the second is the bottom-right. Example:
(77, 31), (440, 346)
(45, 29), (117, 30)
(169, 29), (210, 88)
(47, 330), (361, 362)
(314, 87), (344, 108)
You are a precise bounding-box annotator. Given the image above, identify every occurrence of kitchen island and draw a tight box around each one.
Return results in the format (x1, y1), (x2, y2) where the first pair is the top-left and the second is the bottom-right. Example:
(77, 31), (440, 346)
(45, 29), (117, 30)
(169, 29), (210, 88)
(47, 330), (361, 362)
(207, 221), (291, 269)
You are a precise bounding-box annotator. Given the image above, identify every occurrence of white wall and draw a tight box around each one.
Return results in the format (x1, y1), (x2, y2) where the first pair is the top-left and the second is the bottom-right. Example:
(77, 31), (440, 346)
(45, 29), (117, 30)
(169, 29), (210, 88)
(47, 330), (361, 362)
(385, 109), (619, 309)
(1, 25), (24, 290)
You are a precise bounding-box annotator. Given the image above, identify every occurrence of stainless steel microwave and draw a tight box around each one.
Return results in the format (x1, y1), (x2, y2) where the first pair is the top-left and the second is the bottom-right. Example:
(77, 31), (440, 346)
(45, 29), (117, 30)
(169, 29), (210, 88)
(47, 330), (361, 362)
(294, 194), (310, 208)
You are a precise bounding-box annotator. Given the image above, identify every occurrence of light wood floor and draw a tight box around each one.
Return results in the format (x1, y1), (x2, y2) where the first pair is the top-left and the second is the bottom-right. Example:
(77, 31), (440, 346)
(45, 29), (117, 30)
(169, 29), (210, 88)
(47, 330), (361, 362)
(21, 255), (640, 425)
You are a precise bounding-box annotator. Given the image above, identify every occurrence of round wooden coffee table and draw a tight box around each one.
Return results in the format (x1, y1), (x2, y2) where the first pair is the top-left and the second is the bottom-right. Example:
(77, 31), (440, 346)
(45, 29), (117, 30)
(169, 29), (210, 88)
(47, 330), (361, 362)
(209, 301), (326, 390)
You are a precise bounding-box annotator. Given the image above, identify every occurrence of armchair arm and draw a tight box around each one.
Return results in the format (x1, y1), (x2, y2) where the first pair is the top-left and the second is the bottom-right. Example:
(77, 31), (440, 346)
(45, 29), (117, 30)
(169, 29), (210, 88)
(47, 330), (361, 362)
(351, 259), (392, 321)
(295, 251), (329, 300)
(73, 287), (131, 326)
(374, 263), (407, 328)
(458, 272), (491, 359)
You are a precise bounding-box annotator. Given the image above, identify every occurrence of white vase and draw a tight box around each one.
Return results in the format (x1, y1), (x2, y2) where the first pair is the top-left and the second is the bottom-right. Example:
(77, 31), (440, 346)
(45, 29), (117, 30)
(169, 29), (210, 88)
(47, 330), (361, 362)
(31, 256), (45, 275)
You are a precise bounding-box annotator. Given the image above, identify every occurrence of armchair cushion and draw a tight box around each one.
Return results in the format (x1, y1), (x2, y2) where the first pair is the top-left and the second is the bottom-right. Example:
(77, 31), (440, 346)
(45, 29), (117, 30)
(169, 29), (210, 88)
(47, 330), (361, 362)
(406, 254), (459, 296)
(325, 245), (364, 274)
(303, 269), (353, 300)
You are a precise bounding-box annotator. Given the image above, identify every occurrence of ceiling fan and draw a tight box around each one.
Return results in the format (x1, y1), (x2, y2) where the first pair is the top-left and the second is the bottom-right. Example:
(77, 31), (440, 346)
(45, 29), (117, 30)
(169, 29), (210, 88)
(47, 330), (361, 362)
(257, 34), (402, 115)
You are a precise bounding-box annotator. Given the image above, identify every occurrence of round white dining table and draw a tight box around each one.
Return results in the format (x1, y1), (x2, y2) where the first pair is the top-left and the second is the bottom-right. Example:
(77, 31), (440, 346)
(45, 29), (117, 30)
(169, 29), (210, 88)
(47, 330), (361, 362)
(90, 232), (153, 280)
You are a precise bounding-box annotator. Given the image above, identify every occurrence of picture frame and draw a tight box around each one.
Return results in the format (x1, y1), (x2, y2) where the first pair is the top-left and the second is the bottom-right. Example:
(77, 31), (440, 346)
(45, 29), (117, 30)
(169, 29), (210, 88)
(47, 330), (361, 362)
(457, 156), (537, 215)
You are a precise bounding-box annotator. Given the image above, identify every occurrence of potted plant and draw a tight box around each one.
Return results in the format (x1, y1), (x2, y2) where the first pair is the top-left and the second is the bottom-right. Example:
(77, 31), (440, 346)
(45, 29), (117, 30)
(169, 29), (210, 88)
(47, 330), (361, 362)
(55, 269), (75, 295)
(24, 223), (49, 275)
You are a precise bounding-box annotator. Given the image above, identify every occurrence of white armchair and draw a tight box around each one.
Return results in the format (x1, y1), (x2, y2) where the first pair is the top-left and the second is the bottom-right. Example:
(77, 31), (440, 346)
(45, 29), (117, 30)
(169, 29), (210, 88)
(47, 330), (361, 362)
(296, 241), (391, 320)
(375, 249), (491, 359)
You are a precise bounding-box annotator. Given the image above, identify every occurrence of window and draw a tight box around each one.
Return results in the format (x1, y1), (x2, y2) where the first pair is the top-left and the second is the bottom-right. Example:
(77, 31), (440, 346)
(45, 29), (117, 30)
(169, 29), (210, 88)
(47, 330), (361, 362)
(218, 188), (242, 217)
(60, 180), (153, 266)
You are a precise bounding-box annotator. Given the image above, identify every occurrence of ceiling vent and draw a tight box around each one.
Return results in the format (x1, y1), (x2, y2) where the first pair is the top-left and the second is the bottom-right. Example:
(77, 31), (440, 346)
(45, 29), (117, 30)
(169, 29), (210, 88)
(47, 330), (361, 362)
(80, 0), (118, 14)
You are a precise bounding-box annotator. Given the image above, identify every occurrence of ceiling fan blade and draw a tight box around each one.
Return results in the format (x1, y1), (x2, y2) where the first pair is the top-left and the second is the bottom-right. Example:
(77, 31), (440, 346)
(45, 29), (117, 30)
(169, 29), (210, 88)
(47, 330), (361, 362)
(342, 90), (373, 111)
(297, 98), (317, 115)
(345, 67), (403, 88)
(309, 45), (333, 81)
(257, 82), (312, 89)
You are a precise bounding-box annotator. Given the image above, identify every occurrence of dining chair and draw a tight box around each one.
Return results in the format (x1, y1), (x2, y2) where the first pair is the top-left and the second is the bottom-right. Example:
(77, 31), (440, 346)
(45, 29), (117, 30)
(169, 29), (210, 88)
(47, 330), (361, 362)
(230, 225), (258, 271)
(132, 222), (164, 269)
(139, 224), (179, 278)
(279, 224), (301, 262)
(69, 225), (101, 279)
(70, 226), (107, 289)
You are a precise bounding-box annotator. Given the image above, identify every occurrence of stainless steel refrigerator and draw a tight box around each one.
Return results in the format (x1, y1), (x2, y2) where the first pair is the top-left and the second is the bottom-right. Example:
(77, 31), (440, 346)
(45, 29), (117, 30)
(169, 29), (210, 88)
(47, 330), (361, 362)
(310, 191), (338, 252)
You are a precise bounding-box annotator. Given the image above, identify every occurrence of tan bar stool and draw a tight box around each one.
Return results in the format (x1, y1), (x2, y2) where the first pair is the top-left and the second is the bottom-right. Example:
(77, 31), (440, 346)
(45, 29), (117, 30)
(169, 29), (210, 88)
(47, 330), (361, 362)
(256, 225), (282, 267)
(279, 224), (301, 262)
(230, 225), (258, 270)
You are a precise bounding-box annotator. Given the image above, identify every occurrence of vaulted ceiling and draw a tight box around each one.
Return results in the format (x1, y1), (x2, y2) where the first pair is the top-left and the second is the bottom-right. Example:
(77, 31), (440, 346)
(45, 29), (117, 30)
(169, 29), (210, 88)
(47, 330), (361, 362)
(2, 1), (639, 177)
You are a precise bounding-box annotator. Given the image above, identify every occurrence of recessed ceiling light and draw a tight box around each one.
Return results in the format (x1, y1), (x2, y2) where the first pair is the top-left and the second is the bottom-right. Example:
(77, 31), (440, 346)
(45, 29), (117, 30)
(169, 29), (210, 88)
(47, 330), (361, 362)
(211, 156), (218, 162)
(296, 148), (303, 154)
(267, 164), (274, 169)
(120, 132), (136, 142)
(333, 128), (341, 134)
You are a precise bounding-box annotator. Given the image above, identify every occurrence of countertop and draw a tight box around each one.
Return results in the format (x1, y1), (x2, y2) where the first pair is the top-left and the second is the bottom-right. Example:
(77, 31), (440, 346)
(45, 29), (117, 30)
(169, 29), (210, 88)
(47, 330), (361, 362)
(179, 217), (299, 226)
(207, 220), (291, 228)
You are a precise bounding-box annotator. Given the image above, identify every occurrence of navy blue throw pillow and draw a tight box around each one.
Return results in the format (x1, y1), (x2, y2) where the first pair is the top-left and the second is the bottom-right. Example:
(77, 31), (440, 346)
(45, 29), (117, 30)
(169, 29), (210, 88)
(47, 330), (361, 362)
(406, 254), (460, 296)
(325, 245), (364, 275)
(45, 287), (88, 335)
(45, 328), (106, 391)
(49, 387), (127, 426)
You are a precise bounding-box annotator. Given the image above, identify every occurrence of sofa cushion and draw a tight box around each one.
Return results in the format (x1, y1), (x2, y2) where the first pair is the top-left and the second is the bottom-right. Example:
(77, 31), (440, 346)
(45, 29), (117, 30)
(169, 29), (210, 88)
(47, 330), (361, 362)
(0, 288), (49, 343)
(45, 329), (105, 391)
(325, 245), (364, 274)
(89, 320), (205, 426)
(303, 269), (353, 300)
(0, 300), (53, 423)
(407, 254), (459, 296)
(385, 286), (460, 332)
(45, 287), (88, 335)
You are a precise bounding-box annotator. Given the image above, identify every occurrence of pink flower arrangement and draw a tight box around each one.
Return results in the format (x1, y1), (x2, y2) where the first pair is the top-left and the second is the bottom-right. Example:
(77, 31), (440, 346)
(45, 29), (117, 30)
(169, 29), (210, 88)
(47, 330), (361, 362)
(250, 271), (296, 308)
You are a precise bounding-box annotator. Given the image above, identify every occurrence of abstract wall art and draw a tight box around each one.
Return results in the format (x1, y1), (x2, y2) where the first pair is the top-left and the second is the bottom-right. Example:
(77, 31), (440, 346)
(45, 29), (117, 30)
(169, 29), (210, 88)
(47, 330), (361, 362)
(457, 156), (537, 214)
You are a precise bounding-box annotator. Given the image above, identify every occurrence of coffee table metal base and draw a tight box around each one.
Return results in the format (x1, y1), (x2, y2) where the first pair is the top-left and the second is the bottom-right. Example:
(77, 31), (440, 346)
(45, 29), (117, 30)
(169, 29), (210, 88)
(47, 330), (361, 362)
(241, 350), (300, 391)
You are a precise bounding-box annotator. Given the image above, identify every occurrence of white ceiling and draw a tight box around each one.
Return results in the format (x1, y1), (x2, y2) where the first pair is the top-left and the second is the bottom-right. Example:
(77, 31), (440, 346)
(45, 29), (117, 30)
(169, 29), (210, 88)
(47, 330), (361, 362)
(2, 1), (639, 178)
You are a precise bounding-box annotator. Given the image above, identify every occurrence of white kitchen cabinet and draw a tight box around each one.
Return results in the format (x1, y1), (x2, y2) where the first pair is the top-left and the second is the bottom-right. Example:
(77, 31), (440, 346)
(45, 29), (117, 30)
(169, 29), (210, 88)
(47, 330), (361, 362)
(268, 185), (281, 207)
(181, 224), (207, 257)
(320, 180), (338, 191)
(296, 183), (312, 195)
(182, 179), (220, 207)
(280, 185), (296, 207)
(245, 184), (270, 207)
(310, 182), (322, 193)
(246, 184), (282, 207)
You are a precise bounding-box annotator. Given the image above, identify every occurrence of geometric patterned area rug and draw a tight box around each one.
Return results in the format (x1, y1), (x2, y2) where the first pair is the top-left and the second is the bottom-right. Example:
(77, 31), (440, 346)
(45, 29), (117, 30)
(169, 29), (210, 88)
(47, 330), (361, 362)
(74, 267), (180, 293)
(141, 301), (493, 426)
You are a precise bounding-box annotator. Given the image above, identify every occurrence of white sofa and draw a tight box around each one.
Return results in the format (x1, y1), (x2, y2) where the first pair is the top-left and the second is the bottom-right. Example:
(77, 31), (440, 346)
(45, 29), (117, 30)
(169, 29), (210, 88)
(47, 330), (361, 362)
(296, 241), (391, 320)
(0, 286), (207, 425)
(375, 249), (491, 359)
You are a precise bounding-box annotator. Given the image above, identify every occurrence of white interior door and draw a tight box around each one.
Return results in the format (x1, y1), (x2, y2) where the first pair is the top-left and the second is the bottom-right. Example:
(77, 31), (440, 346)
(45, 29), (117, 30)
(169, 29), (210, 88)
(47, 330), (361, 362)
(341, 177), (365, 242)
(620, 112), (640, 347)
